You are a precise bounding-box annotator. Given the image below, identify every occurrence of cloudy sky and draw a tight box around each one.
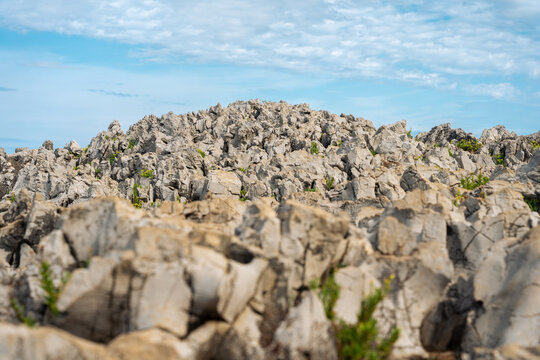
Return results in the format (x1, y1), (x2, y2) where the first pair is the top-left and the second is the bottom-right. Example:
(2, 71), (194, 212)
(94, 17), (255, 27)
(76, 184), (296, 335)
(1, 0), (539, 152)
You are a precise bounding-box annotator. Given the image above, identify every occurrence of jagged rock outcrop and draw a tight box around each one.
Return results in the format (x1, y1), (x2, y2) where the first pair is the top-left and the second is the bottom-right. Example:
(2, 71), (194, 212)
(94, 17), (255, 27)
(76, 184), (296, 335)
(0, 100), (540, 359)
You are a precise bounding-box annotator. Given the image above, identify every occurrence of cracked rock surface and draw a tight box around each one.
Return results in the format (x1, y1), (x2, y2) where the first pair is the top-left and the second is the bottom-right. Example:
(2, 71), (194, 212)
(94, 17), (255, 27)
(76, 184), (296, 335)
(0, 100), (540, 359)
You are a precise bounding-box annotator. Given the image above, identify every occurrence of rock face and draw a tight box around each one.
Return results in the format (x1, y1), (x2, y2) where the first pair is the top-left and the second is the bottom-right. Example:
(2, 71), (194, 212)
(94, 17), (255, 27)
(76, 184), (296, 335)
(0, 99), (539, 359)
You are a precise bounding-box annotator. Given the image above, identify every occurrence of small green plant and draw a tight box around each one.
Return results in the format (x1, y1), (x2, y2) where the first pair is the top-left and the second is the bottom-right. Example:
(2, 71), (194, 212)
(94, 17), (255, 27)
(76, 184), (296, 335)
(524, 197), (539, 212)
(83, 146), (88, 154)
(176, 194), (182, 203)
(370, 149), (376, 156)
(456, 138), (482, 153)
(128, 140), (136, 149)
(453, 189), (465, 207)
(530, 140), (539, 150)
(494, 153), (505, 165)
(337, 139), (343, 147)
(10, 193), (15, 202)
(434, 143), (439, 148)
(140, 169), (154, 179)
(305, 186), (317, 192)
(336, 276), (400, 360)
(319, 268), (340, 321)
(407, 129), (412, 139)
(448, 149), (454, 158)
(238, 167), (246, 173)
(325, 177), (335, 190)
(315, 270), (400, 360)
(197, 149), (206, 158)
(133, 183), (142, 208)
(105, 135), (110, 140)
(94, 168), (101, 178)
(73, 165), (79, 171)
(10, 298), (36, 327)
(40, 262), (61, 317)
(460, 173), (489, 190)
(311, 142), (319, 155)
(239, 188), (248, 202)
(109, 153), (117, 166)
(113, 136), (117, 142)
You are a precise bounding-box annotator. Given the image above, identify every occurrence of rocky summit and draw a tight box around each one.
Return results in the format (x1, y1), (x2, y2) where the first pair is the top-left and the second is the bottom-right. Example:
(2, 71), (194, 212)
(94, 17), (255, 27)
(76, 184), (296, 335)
(0, 99), (540, 360)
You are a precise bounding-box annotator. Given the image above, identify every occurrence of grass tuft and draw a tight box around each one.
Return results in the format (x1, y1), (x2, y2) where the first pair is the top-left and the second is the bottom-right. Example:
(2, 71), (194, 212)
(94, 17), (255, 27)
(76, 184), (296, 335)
(311, 142), (319, 155)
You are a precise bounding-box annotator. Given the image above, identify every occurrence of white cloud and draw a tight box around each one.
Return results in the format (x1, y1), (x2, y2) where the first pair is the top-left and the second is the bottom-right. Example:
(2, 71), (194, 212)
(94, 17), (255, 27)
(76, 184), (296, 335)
(463, 83), (519, 99)
(0, 0), (539, 89)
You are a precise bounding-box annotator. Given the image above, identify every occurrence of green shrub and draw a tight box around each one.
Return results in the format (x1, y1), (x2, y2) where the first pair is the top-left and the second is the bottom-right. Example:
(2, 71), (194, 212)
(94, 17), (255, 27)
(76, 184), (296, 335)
(407, 129), (412, 139)
(109, 152), (118, 166)
(133, 183), (142, 208)
(128, 140), (136, 149)
(10, 298), (36, 327)
(315, 270), (400, 360)
(460, 173), (489, 190)
(140, 169), (153, 179)
(370, 149), (376, 156)
(456, 138), (482, 153)
(494, 153), (505, 165)
(105, 135), (110, 140)
(94, 168), (101, 178)
(448, 149), (454, 158)
(239, 189), (248, 202)
(524, 197), (539, 212)
(325, 177), (335, 190)
(238, 167), (246, 173)
(40, 262), (61, 318)
(10, 193), (15, 202)
(73, 166), (79, 171)
(530, 140), (539, 150)
(453, 189), (465, 207)
(305, 187), (317, 192)
(197, 149), (206, 158)
(311, 142), (319, 155)
(337, 139), (343, 147)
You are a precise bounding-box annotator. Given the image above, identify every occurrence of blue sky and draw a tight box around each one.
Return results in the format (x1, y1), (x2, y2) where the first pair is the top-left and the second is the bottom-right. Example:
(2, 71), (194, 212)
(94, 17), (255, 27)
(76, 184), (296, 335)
(0, 0), (539, 152)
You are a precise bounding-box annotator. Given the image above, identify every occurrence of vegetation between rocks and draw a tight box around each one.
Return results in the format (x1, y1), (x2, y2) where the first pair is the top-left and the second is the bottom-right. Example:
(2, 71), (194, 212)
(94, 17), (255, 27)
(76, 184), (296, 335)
(314, 269), (400, 360)
(10, 298), (36, 327)
(325, 177), (335, 190)
(132, 183), (143, 208)
(239, 189), (248, 201)
(456, 138), (482, 153)
(494, 152), (505, 165)
(524, 197), (539, 212)
(140, 169), (153, 179)
(40, 262), (63, 318)
(311, 142), (319, 155)
(460, 173), (489, 190)
(11, 262), (69, 326)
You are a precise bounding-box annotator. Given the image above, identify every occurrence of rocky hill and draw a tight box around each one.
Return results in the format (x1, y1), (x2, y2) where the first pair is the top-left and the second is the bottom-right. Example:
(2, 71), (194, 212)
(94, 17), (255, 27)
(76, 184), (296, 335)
(0, 99), (539, 359)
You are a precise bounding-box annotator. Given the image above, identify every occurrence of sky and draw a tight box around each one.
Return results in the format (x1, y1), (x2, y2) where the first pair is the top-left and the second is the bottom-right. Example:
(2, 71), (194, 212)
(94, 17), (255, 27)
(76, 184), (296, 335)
(0, 0), (539, 153)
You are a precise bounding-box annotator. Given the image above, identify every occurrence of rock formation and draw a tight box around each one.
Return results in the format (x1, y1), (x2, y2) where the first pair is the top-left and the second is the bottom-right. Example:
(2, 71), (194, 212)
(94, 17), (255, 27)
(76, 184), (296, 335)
(0, 99), (539, 359)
